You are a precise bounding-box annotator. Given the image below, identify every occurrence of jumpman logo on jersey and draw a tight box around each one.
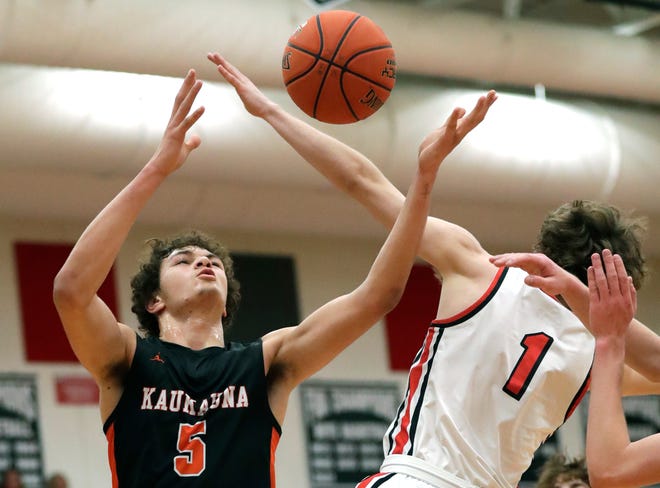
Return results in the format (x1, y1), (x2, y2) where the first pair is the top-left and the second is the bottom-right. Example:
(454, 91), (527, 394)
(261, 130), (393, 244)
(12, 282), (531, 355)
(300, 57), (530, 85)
(150, 352), (165, 363)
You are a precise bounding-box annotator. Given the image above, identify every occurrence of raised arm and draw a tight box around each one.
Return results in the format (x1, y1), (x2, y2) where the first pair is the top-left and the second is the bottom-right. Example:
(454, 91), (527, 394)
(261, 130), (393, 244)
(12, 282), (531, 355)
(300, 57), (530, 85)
(208, 53), (496, 279)
(586, 250), (660, 488)
(53, 71), (204, 401)
(260, 103), (455, 421)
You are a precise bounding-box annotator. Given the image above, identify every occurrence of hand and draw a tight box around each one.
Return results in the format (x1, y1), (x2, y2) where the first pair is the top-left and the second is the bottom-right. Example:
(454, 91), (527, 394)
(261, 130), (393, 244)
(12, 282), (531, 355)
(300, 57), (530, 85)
(207, 52), (278, 118)
(417, 91), (497, 175)
(489, 252), (572, 296)
(151, 69), (205, 175)
(588, 249), (637, 339)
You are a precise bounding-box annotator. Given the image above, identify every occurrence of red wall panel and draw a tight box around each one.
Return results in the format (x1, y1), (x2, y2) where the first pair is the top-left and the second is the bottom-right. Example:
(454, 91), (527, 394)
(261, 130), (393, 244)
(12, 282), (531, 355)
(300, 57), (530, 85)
(13, 242), (119, 362)
(384, 264), (441, 371)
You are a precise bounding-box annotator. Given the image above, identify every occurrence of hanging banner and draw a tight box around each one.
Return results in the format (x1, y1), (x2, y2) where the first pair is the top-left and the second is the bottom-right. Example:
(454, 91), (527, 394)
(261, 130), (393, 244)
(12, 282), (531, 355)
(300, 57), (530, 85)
(0, 374), (44, 487)
(300, 380), (400, 488)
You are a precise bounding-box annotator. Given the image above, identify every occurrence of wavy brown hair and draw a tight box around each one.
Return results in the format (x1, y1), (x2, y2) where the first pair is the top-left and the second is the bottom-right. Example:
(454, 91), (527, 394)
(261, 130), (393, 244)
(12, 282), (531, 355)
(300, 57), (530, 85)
(535, 200), (647, 289)
(536, 453), (589, 488)
(130, 230), (241, 337)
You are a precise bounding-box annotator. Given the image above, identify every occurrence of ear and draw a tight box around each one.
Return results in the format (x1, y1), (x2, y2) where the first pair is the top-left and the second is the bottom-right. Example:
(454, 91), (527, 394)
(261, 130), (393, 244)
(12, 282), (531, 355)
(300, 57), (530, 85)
(147, 295), (165, 314)
(222, 307), (227, 318)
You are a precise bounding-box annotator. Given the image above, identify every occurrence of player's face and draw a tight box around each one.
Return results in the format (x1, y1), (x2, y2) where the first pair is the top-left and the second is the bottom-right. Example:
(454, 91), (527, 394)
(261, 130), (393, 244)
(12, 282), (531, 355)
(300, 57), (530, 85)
(158, 246), (228, 309)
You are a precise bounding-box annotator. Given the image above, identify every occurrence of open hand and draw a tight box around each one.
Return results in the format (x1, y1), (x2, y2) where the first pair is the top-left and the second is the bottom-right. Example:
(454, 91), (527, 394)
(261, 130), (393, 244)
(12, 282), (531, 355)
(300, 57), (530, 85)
(417, 91), (497, 175)
(152, 69), (204, 175)
(207, 52), (278, 118)
(588, 249), (637, 338)
(489, 252), (572, 296)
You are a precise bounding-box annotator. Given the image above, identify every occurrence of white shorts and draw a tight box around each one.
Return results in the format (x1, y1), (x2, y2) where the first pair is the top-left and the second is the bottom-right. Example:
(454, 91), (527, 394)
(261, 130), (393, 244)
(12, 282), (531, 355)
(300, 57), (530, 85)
(356, 472), (438, 488)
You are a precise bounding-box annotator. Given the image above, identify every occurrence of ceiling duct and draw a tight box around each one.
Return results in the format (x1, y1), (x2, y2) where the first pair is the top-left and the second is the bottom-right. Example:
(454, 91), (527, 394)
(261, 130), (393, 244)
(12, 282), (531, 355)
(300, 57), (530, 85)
(0, 0), (658, 253)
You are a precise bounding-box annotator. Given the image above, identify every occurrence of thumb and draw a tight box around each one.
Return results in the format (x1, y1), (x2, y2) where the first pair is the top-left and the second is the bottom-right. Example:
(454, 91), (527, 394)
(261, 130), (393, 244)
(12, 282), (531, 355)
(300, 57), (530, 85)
(524, 275), (545, 289)
(185, 134), (202, 152)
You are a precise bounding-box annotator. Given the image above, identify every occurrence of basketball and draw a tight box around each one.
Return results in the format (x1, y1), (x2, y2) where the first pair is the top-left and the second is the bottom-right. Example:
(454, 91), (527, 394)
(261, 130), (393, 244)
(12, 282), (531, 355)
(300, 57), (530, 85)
(281, 10), (397, 124)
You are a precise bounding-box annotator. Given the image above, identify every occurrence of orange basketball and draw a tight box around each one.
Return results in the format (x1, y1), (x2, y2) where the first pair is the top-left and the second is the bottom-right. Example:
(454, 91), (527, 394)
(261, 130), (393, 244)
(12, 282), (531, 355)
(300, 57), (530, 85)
(281, 10), (397, 124)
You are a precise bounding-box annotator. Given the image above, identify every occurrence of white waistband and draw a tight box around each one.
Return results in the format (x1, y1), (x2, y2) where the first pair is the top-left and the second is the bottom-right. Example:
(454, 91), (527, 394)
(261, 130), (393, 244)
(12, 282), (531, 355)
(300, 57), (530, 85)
(381, 454), (475, 488)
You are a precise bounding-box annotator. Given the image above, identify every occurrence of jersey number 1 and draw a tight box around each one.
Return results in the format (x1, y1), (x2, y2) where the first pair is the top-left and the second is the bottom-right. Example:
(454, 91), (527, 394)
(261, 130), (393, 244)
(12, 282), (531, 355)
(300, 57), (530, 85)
(174, 421), (207, 477)
(503, 332), (553, 400)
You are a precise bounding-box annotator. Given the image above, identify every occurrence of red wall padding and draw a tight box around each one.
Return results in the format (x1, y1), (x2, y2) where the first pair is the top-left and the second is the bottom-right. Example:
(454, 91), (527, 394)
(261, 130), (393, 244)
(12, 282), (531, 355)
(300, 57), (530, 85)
(384, 264), (441, 371)
(13, 242), (119, 363)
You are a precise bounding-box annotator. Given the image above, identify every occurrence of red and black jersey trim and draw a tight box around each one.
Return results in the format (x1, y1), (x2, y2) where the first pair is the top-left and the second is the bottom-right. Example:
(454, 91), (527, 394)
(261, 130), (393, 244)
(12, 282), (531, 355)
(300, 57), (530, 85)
(385, 327), (444, 456)
(432, 267), (508, 327)
(565, 370), (591, 421)
(406, 329), (443, 454)
(356, 472), (396, 487)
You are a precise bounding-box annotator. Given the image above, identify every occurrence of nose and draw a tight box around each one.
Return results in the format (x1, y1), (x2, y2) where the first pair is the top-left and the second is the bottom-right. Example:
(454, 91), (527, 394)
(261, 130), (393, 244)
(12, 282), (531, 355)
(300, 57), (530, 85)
(195, 256), (211, 267)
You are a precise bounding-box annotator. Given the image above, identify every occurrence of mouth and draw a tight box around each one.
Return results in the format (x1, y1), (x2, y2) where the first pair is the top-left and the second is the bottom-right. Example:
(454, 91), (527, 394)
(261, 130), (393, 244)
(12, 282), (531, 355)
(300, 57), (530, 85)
(197, 269), (215, 278)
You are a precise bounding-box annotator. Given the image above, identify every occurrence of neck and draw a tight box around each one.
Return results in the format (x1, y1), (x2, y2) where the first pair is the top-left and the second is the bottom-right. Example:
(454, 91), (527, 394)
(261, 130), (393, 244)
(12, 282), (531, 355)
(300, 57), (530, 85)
(158, 314), (225, 350)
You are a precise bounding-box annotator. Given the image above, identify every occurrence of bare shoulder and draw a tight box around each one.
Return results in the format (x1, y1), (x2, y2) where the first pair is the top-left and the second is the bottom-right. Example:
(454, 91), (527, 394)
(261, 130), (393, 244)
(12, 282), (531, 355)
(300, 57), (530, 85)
(434, 251), (500, 320)
(96, 323), (138, 384)
(118, 323), (138, 361)
(261, 326), (295, 373)
(97, 323), (138, 422)
(420, 215), (491, 278)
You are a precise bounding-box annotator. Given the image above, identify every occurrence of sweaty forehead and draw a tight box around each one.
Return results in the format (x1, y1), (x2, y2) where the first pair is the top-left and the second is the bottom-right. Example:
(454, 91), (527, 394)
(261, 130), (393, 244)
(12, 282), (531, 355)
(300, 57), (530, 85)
(166, 246), (214, 259)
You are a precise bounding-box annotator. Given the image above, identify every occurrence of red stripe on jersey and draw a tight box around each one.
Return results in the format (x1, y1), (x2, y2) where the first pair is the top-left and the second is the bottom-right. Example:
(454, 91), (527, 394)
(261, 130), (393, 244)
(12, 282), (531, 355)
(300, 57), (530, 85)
(105, 423), (119, 488)
(432, 267), (505, 325)
(565, 373), (591, 421)
(392, 328), (437, 453)
(356, 472), (391, 487)
(270, 427), (280, 488)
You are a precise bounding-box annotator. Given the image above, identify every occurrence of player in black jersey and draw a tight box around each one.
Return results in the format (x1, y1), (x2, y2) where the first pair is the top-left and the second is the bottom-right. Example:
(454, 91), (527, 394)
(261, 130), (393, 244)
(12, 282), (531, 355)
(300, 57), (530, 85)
(53, 68), (465, 487)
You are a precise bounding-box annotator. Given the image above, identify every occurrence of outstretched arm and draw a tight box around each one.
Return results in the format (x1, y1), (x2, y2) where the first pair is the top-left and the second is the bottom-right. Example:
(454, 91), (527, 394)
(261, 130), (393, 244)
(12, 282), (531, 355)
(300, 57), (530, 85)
(586, 250), (660, 488)
(261, 100), (452, 421)
(53, 71), (204, 404)
(489, 252), (660, 382)
(208, 53), (497, 279)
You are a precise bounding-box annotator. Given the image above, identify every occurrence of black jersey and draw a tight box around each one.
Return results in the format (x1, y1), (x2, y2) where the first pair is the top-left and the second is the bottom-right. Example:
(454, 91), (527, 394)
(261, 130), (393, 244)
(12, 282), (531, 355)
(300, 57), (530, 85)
(103, 334), (281, 487)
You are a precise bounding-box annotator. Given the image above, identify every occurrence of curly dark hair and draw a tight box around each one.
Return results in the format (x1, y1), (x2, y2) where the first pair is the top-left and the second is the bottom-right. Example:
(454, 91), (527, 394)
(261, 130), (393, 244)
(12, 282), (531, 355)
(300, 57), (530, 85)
(130, 230), (241, 337)
(536, 453), (589, 488)
(535, 200), (647, 289)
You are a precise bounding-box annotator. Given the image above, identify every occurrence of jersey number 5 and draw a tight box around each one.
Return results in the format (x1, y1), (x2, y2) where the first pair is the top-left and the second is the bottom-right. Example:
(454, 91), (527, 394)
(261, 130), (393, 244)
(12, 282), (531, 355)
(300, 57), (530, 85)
(503, 332), (554, 400)
(174, 421), (207, 477)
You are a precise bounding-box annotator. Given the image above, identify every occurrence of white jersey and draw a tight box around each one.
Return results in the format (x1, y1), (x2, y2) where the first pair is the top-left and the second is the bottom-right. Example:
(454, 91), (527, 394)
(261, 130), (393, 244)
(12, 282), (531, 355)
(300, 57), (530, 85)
(380, 267), (594, 488)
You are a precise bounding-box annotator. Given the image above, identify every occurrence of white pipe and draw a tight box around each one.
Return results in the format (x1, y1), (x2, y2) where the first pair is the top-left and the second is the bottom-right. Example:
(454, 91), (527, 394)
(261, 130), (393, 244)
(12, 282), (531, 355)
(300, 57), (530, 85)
(0, 63), (658, 214)
(0, 0), (659, 103)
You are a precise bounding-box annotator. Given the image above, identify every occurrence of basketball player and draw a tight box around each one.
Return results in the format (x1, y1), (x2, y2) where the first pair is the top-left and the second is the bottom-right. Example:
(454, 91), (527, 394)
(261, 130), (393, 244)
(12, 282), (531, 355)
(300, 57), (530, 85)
(487, 252), (660, 486)
(209, 53), (660, 487)
(53, 67), (462, 486)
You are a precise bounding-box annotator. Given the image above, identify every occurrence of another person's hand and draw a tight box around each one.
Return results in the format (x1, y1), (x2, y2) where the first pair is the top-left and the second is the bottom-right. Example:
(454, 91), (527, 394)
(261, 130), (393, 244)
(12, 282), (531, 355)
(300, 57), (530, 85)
(489, 252), (573, 296)
(588, 249), (637, 340)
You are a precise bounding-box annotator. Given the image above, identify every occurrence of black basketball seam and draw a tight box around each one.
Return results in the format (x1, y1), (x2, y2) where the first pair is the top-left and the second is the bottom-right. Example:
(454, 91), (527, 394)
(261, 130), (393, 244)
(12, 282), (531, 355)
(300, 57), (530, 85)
(343, 45), (395, 91)
(284, 15), (395, 122)
(284, 43), (322, 86)
(285, 44), (395, 93)
(313, 13), (362, 119)
(339, 81), (359, 122)
(283, 16), (325, 87)
(339, 44), (395, 122)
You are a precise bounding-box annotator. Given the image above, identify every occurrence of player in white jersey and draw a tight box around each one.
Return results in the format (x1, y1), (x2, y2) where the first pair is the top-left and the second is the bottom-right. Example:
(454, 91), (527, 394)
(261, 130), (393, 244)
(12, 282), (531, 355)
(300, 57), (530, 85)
(209, 54), (660, 487)
(374, 266), (592, 487)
